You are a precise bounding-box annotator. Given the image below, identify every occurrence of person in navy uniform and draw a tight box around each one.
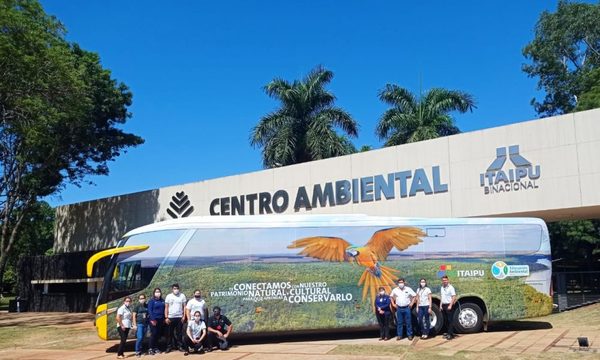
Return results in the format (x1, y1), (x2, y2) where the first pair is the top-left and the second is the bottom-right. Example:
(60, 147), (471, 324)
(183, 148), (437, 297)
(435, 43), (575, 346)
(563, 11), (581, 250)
(207, 306), (233, 351)
(374, 286), (392, 340)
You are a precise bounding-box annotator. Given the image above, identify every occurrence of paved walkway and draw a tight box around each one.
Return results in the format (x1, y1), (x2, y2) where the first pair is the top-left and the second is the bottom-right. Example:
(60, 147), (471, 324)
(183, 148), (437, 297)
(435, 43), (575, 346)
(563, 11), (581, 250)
(0, 309), (598, 359)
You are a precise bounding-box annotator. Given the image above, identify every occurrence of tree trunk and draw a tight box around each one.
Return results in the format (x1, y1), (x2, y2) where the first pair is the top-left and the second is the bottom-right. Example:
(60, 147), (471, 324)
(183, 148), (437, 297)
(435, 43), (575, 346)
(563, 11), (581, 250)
(0, 252), (8, 295)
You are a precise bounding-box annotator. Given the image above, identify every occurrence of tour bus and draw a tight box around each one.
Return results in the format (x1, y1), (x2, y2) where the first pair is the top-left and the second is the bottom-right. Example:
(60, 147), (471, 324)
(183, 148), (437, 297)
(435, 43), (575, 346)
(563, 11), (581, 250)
(87, 215), (553, 340)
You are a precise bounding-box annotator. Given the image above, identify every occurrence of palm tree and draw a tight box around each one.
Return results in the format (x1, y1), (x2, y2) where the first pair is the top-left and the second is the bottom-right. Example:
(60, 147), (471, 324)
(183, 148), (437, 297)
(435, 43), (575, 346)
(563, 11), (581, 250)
(251, 66), (358, 168)
(375, 85), (476, 146)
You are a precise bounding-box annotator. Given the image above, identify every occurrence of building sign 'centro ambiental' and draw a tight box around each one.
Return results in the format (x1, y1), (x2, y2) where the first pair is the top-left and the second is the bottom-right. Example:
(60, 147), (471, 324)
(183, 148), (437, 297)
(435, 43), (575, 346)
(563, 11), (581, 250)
(480, 145), (541, 195)
(210, 166), (448, 216)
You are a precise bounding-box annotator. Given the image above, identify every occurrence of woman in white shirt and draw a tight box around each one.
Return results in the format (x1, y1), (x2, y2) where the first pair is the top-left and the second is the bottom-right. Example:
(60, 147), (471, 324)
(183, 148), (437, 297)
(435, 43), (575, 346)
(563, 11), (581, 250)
(416, 278), (432, 339)
(116, 297), (133, 359)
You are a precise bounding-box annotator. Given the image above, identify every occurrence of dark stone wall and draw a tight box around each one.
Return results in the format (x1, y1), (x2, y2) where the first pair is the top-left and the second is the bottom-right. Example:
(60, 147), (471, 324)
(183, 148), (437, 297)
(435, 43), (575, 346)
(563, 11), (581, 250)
(17, 250), (109, 313)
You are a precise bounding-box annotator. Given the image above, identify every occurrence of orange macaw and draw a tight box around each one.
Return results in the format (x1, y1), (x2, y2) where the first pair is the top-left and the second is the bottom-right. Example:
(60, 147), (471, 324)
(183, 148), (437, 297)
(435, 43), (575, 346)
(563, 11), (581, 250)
(287, 227), (424, 306)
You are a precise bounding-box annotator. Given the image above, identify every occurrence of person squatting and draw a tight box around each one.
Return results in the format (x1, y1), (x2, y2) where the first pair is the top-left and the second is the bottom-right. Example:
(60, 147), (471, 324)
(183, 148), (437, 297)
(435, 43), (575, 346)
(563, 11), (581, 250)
(116, 283), (233, 357)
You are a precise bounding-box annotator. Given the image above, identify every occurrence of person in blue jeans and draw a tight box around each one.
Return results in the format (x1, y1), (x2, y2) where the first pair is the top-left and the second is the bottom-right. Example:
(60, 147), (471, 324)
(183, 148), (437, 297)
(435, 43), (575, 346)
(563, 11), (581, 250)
(416, 278), (433, 339)
(132, 294), (148, 357)
(391, 278), (416, 341)
(147, 288), (166, 355)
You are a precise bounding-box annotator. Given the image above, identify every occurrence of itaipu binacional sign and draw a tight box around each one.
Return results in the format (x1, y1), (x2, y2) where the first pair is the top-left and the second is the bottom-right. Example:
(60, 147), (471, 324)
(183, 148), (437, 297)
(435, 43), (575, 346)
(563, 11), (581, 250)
(209, 166), (448, 216)
(480, 145), (541, 195)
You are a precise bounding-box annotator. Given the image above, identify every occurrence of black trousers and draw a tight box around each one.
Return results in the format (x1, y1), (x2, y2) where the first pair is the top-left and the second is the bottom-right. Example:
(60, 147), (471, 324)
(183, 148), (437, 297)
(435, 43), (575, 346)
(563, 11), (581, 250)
(207, 333), (229, 350)
(117, 327), (130, 356)
(442, 304), (456, 337)
(167, 317), (183, 349)
(184, 335), (204, 352)
(376, 312), (391, 339)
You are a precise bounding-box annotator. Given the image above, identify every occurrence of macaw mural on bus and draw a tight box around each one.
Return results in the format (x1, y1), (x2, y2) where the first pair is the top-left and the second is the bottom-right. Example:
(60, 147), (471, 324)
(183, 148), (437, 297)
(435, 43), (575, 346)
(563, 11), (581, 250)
(287, 227), (425, 305)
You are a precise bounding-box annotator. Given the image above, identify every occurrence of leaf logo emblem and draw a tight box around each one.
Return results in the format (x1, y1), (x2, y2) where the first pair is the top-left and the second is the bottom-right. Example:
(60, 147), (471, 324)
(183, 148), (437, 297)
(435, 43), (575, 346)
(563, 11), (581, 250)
(167, 191), (195, 219)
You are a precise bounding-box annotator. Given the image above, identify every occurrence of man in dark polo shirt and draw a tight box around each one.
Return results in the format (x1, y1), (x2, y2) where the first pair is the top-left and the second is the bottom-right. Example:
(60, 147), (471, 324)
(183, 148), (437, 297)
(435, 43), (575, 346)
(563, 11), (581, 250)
(206, 306), (233, 351)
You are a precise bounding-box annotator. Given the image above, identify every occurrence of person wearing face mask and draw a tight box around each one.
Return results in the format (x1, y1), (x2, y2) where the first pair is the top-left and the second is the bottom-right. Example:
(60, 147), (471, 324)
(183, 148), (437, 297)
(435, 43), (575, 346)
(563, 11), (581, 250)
(440, 275), (457, 340)
(164, 283), (187, 353)
(416, 278), (433, 339)
(184, 311), (207, 356)
(186, 289), (207, 323)
(374, 286), (392, 341)
(147, 287), (165, 355)
(132, 294), (148, 357)
(391, 278), (416, 341)
(207, 306), (233, 351)
(116, 297), (133, 359)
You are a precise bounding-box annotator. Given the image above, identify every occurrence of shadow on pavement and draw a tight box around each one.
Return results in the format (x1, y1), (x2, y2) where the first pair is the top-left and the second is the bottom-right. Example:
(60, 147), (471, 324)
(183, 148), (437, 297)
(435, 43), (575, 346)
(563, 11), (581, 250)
(104, 321), (552, 353)
(488, 321), (553, 332)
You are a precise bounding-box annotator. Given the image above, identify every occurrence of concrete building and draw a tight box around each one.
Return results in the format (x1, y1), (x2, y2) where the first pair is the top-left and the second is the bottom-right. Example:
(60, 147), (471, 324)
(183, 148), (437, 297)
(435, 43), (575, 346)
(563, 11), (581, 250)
(54, 109), (600, 253)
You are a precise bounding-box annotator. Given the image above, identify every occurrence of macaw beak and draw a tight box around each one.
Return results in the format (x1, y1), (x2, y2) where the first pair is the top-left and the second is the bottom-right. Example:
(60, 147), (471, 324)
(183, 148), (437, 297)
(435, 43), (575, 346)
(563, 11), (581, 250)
(346, 249), (359, 257)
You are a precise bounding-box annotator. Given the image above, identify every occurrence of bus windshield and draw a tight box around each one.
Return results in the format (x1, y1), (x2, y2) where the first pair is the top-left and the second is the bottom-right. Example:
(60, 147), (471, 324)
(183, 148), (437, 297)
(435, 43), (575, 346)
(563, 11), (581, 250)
(102, 229), (186, 303)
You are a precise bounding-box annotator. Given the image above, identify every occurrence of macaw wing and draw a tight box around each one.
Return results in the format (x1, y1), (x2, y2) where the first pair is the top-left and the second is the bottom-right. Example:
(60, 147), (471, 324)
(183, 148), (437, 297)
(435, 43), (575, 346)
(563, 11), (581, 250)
(358, 265), (399, 307)
(287, 236), (351, 262)
(365, 227), (425, 261)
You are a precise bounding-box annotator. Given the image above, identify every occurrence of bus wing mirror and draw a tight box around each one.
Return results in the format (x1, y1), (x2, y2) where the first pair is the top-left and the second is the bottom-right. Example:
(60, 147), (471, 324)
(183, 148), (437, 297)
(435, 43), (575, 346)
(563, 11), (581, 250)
(86, 245), (150, 277)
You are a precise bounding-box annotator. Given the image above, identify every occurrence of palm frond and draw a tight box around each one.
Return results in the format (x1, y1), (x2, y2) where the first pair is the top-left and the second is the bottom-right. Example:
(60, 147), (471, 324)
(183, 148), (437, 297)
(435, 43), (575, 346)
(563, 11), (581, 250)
(378, 84), (417, 112)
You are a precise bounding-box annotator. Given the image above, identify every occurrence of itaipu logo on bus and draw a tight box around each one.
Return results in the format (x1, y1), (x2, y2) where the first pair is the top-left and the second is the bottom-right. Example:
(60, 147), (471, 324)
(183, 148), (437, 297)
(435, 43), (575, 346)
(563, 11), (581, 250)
(480, 145), (540, 195)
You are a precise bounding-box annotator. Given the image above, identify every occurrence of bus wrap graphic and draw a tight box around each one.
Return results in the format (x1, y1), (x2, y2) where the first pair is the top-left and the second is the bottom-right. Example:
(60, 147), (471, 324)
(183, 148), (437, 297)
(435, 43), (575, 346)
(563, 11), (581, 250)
(491, 261), (530, 280)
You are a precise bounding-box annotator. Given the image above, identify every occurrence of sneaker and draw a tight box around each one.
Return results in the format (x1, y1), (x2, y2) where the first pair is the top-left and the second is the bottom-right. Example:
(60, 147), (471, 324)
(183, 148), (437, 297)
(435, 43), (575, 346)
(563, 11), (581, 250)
(184, 351), (189, 356)
(423, 335), (428, 339)
(179, 347), (187, 352)
(117, 356), (124, 359)
(153, 349), (162, 354)
(147, 350), (154, 356)
(199, 348), (205, 354)
(165, 347), (171, 353)
(408, 336), (414, 341)
(396, 336), (402, 340)
(135, 353), (141, 358)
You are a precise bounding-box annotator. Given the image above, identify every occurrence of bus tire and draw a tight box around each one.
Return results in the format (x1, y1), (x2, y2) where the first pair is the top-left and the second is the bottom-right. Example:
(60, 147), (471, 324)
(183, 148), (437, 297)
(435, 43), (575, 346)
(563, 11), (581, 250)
(453, 302), (483, 334)
(429, 303), (443, 336)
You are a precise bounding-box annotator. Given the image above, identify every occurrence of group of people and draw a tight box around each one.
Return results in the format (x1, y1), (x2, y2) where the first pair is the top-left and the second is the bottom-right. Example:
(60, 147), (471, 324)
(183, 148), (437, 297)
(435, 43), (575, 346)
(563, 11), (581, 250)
(374, 275), (457, 341)
(114, 277), (456, 357)
(115, 284), (233, 358)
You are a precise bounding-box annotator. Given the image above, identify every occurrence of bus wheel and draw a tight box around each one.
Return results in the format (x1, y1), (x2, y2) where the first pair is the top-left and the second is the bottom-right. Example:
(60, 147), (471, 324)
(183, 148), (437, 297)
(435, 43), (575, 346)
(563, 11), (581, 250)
(454, 302), (483, 334)
(429, 303), (443, 336)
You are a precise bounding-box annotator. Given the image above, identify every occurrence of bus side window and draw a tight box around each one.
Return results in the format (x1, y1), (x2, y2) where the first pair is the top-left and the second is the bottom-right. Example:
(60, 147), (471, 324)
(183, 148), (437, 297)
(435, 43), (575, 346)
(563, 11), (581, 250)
(426, 228), (446, 237)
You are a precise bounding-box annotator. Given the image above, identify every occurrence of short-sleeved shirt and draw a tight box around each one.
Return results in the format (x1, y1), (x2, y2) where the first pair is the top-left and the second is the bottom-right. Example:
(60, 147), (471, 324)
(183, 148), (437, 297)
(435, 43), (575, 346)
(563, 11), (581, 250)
(117, 305), (133, 328)
(441, 284), (456, 304)
(208, 315), (232, 333)
(187, 320), (207, 339)
(134, 303), (148, 324)
(417, 287), (432, 307)
(391, 286), (416, 307)
(165, 293), (187, 318)
(186, 298), (207, 320)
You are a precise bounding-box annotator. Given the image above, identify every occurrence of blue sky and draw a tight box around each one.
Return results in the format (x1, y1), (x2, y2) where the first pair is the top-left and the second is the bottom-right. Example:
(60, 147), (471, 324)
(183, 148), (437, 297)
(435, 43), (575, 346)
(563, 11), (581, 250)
(42, 0), (561, 207)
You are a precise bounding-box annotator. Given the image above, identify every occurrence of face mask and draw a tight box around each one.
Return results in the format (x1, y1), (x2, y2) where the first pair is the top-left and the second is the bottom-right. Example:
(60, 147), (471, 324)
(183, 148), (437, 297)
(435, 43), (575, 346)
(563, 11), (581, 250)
(173, 289), (180, 295)
(139, 299), (145, 304)
(420, 282), (426, 287)
(379, 291), (385, 296)
(195, 295), (201, 299)
(399, 284), (405, 289)
(155, 292), (161, 297)
(124, 302), (131, 306)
